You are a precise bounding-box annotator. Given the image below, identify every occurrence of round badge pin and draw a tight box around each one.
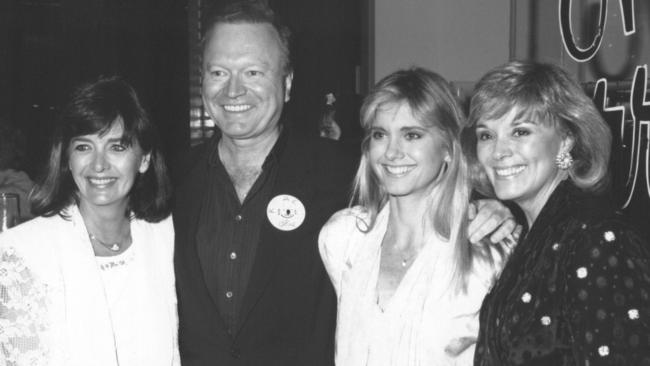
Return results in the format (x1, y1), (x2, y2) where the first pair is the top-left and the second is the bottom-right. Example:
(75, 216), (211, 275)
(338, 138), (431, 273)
(266, 194), (306, 231)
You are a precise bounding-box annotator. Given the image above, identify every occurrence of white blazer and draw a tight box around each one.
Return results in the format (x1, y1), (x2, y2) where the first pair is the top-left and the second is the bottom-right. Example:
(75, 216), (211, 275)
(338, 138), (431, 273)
(0, 205), (179, 366)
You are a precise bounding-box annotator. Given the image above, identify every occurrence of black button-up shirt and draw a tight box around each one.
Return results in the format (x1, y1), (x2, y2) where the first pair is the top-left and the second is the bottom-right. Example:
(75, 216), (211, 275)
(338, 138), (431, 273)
(196, 132), (285, 334)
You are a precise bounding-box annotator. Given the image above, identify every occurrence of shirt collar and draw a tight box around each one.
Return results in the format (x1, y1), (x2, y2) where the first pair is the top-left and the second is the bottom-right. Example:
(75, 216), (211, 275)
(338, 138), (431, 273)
(207, 120), (289, 169)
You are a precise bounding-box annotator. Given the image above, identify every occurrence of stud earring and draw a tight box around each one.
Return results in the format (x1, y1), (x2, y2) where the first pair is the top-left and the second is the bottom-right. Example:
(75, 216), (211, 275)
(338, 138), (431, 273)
(555, 151), (573, 170)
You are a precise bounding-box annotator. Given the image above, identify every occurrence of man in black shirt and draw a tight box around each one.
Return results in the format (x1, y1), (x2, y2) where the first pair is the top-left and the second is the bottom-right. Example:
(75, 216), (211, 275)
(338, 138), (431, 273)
(174, 3), (354, 364)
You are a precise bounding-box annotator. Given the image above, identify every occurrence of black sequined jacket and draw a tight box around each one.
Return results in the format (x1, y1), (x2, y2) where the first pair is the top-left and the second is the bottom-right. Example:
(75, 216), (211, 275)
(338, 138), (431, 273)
(474, 180), (650, 366)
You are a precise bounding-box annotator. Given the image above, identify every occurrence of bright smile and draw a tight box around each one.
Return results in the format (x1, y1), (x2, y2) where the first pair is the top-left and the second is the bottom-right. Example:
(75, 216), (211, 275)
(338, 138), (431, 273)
(383, 165), (415, 177)
(223, 104), (252, 112)
(87, 177), (117, 187)
(494, 165), (526, 178)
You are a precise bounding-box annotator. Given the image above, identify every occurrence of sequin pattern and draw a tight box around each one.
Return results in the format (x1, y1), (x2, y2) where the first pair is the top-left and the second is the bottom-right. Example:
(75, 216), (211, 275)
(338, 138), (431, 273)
(474, 182), (650, 366)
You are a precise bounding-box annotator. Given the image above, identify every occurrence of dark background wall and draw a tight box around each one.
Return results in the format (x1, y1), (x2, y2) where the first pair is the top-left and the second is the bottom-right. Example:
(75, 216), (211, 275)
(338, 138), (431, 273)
(1, 0), (190, 178)
(268, 0), (363, 146)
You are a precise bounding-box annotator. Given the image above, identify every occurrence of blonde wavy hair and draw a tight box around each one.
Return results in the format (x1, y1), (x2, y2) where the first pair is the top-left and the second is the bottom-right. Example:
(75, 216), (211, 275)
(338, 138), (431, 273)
(462, 60), (612, 196)
(351, 67), (473, 292)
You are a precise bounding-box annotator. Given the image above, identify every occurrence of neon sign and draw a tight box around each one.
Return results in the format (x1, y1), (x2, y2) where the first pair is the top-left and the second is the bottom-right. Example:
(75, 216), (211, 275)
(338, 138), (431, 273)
(560, 0), (649, 208)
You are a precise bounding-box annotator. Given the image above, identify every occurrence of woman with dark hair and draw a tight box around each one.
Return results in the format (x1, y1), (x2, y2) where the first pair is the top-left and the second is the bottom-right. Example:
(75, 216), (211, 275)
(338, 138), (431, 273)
(0, 76), (179, 366)
(462, 60), (650, 365)
(319, 67), (511, 365)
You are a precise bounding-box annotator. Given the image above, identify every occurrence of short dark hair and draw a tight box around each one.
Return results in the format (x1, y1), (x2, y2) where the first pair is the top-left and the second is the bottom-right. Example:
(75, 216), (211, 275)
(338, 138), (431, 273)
(462, 60), (612, 195)
(31, 76), (172, 222)
(201, 1), (292, 75)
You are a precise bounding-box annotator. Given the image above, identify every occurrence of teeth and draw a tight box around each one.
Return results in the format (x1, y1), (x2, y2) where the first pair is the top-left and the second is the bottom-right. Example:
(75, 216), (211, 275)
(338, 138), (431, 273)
(495, 166), (525, 177)
(89, 178), (115, 185)
(384, 165), (414, 175)
(223, 104), (252, 112)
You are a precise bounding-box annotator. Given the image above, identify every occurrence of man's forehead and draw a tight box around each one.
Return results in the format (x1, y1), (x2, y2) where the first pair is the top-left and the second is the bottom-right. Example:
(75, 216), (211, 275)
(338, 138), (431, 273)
(202, 22), (287, 72)
(205, 22), (281, 48)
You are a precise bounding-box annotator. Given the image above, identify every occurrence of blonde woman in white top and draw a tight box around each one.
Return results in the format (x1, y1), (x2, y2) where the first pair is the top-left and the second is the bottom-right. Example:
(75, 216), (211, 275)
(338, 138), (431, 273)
(0, 77), (179, 366)
(319, 68), (512, 366)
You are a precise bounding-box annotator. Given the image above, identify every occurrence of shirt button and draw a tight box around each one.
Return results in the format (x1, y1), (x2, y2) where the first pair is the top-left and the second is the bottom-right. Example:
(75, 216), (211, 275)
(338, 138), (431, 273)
(226, 291), (233, 299)
(230, 252), (237, 260)
(235, 214), (242, 222)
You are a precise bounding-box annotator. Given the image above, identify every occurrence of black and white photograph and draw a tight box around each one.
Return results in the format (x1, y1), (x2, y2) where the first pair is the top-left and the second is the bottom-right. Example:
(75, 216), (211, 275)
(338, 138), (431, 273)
(1, 0), (649, 365)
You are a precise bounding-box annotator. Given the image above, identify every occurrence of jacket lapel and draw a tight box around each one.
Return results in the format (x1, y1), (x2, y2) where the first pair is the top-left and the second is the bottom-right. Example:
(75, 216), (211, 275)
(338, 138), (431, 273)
(58, 206), (119, 365)
(194, 186), (224, 310)
(180, 146), (232, 336)
(236, 131), (314, 333)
